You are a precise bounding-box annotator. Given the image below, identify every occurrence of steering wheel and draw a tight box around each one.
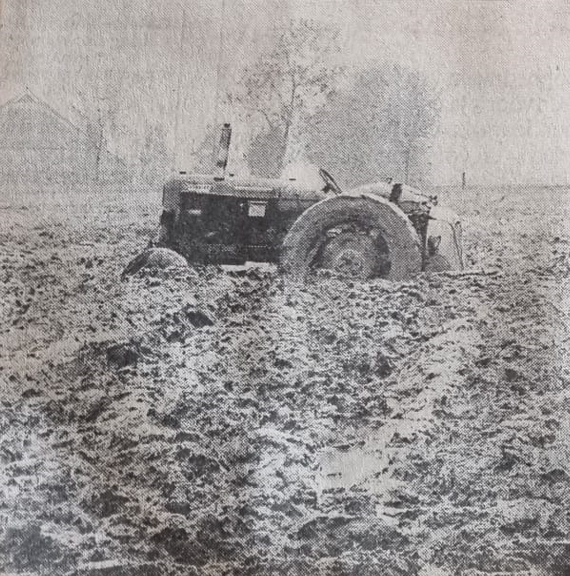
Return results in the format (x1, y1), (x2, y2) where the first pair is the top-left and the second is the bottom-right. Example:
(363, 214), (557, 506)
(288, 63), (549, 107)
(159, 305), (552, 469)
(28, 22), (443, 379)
(319, 168), (343, 195)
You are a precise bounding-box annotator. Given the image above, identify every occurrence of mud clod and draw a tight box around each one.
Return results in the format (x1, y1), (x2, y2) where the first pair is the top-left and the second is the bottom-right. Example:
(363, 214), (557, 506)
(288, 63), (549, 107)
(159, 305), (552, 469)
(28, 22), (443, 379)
(106, 342), (140, 369)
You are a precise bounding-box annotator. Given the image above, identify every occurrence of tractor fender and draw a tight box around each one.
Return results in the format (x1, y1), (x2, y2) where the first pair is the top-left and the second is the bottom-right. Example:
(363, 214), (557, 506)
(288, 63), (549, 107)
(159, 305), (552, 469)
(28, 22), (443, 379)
(280, 193), (423, 280)
(426, 206), (464, 271)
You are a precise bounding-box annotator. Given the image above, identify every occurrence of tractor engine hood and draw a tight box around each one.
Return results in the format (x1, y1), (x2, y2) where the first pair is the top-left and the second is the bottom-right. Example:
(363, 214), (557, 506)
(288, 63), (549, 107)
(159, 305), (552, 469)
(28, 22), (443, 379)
(350, 181), (437, 208)
(163, 173), (327, 211)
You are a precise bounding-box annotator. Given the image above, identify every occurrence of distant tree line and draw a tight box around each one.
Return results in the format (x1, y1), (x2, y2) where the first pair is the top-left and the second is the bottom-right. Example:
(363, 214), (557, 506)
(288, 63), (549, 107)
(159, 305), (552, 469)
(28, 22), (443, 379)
(65, 17), (439, 187)
(192, 19), (440, 187)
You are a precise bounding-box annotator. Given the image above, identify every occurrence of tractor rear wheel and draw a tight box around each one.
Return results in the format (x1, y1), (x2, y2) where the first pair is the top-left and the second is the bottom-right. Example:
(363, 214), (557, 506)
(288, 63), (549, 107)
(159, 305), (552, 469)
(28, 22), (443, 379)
(280, 194), (422, 281)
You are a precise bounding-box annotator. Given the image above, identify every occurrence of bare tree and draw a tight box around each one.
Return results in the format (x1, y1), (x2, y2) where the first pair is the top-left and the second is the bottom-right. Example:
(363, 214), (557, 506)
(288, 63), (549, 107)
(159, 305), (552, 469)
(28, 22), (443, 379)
(307, 64), (440, 187)
(77, 53), (125, 182)
(386, 66), (440, 184)
(187, 124), (218, 173)
(139, 122), (169, 184)
(233, 18), (344, 176)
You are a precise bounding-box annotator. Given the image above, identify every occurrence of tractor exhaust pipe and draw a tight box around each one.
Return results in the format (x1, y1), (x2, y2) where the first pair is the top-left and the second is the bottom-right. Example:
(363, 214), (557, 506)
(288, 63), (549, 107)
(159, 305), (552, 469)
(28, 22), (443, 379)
(214, 123), (232, 179)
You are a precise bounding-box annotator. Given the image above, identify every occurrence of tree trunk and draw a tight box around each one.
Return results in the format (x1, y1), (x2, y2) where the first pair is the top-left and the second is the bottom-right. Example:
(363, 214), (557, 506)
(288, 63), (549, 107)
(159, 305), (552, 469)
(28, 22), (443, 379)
(403, 147), (411, 184)
(280, 84), (298, 173)
(280, 115), (294, 173)
(95, 120), (104, 183)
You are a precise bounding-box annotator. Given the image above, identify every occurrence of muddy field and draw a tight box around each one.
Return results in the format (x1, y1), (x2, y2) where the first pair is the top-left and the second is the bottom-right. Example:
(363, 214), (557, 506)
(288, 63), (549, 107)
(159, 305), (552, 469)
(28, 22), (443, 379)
(1, 185), (570, 575)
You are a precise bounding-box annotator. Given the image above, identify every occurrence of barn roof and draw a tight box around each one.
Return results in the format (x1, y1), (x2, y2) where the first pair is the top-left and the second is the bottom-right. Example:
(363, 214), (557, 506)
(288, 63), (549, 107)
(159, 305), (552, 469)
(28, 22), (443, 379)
(0, 90), (91, 142)
(0, 89), (125, 166)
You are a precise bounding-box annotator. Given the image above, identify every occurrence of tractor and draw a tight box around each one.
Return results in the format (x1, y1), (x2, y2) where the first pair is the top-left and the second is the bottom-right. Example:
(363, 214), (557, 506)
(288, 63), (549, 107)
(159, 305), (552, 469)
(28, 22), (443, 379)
(128, 124), (463, 280)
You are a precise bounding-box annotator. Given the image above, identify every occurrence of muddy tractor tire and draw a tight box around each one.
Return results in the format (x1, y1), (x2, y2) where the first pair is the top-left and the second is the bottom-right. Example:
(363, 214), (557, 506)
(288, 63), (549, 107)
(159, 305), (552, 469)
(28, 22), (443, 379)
(280, 194), (422, 281)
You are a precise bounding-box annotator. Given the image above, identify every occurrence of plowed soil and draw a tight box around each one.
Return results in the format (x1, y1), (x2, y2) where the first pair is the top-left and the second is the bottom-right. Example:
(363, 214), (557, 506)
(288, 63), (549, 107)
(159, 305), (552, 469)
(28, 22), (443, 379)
(1, 186), (569, 575)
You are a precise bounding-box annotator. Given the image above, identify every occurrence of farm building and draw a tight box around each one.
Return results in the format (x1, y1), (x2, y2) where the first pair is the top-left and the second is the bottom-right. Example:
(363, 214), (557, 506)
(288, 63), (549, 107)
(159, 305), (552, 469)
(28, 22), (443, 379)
(0, 91), (130, 185)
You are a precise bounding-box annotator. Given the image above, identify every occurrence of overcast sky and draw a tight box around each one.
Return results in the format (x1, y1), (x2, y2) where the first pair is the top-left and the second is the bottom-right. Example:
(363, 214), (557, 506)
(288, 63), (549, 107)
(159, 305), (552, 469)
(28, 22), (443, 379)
(2, 0), (570, 185)
(289, 0), (570, 185)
